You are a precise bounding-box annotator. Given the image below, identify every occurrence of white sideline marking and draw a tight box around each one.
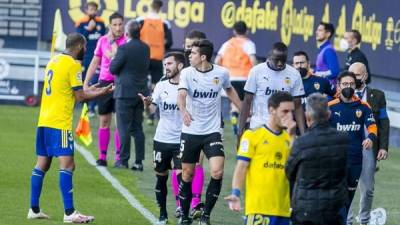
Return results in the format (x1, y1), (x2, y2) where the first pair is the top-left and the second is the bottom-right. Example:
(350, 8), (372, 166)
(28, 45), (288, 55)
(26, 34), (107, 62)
(74, 143), (158, 224)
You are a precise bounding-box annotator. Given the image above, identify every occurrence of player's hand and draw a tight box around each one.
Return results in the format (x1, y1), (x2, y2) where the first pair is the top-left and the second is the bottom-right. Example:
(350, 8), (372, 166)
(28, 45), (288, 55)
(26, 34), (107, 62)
(182, 110), (193, 126)
(362, 138), (373, 150)
(111, 42), (118, 55)
(224, 195), (241, 212)
(88, 83), (113, 95)
(281, 114), (297, 136)
(377, 149), (388, 161)
(138, 93), (152, 107)
(87, 19), (96, 31)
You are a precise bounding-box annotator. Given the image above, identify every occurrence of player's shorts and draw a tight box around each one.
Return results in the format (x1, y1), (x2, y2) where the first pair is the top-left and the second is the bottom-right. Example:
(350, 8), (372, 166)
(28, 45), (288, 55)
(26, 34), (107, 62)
(153, 140), (181, 173)
(36, 127), (74, 157)
(245, 214), (290, 225)
(149, 59), (163, 84)
(180, 132), (224, 164)
(231, 80), (246, 100)
(97, 80), (115, 115)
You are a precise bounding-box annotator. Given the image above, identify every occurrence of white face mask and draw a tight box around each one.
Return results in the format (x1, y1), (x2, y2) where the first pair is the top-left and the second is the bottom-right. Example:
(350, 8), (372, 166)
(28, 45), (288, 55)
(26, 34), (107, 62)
(340, 38), (350, 51)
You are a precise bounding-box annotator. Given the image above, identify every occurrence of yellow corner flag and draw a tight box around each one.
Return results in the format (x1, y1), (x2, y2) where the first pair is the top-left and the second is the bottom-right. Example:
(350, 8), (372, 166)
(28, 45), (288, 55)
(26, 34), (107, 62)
(50, 9), (67, 57)
(75, 103), (93, 146)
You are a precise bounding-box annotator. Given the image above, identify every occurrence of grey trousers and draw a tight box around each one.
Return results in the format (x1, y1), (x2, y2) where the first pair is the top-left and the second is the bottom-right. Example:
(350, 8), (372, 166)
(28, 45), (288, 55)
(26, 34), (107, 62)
(115, 97), (145, 166)
(347, 149), (376, 225)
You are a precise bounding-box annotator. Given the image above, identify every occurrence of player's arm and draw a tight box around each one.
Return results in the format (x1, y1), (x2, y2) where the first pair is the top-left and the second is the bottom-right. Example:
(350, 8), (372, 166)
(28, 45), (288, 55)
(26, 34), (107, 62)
(225, 87), (241, 111)
(293, 97), (306, 134)
(324, 48), (340, 80)
(138, 93), (157, 114)
(83, 56), (100, 91)
(224, 159), (248, 212)
(249, 54), (257, 66)
(238, 92), (253, 138)
(285, 139), (301, 195)
(178, 89), (192, 126)
(73, 84), (113, 102)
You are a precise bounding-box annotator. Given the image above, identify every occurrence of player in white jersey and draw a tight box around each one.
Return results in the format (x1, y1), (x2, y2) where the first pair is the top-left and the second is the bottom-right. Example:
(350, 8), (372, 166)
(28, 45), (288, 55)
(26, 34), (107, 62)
(139, 52), (185, 225)
(177, 40), (241, 225)
(238, 42), (306, 139)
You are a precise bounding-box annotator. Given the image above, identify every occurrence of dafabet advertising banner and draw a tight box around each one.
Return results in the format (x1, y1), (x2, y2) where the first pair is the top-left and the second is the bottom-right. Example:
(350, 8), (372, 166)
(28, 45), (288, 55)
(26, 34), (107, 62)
(41, 0), (400, 79)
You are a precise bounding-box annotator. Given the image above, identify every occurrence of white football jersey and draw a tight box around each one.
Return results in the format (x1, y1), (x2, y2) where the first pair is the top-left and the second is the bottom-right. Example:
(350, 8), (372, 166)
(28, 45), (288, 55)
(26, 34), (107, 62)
(244, 63), (305, 129)
(178, 65), (231, 135)
(152, 79), (182, 143)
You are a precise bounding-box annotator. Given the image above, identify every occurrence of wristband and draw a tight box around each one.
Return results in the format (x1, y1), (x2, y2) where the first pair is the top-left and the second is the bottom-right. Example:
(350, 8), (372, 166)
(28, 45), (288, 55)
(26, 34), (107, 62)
(232, 188), (241, 198)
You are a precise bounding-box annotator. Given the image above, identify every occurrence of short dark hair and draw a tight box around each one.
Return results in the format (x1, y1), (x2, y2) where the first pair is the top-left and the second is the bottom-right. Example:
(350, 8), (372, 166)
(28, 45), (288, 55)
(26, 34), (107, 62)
(319, 22), (335, 39)
(85, 1), (98, 9)
(273, 42), (288, 53)
(125, 20), (141, 39)
(351, 29), (362, 44)
(164, 51), (185, 65)
(268, 91), (293, 109)
(185, 30), (207, 40)
(66, 33), (86, 49)
(293, 51), (309, 61)
(337, 71), (356, 83)
(151, 0), (163, 10)
(233, 21), (247, 35)
(109, 12), (124, 23)
(192, 39), (214, 62)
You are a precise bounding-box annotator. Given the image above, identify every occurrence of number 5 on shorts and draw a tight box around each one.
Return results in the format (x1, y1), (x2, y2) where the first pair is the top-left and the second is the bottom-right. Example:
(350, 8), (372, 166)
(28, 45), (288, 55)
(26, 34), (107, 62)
(179, 140), (185, 159)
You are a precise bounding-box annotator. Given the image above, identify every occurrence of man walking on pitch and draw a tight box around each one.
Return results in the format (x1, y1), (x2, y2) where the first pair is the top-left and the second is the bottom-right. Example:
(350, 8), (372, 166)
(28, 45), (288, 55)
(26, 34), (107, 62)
(27, 33), (112, 223)
(139, 52), (185, 225)
(177, 39), (241, 225)
(226, 91), (297, 225)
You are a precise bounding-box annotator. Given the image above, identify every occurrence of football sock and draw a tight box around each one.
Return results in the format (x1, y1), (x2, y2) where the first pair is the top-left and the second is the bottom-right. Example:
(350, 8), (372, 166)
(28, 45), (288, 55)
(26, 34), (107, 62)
(179, 179), (192, 219)
(155, 174), (168, 215)
(30, 167), (45, 211)
(98, 127), (110, 161)
(204, 178), (222, 216)
(59, 169), (74, 214)
(191, 165), (204, 208)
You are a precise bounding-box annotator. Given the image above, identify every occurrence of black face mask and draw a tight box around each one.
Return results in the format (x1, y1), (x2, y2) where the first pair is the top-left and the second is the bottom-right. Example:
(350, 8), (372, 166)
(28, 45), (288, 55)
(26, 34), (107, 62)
(341, 87), (355, 99)
(88, 14), (96, 20)
(184, 49), (191, 61)
(77, 48), (85, 61)
(298, 67), (308, 77)
(355, 79), (364, 89)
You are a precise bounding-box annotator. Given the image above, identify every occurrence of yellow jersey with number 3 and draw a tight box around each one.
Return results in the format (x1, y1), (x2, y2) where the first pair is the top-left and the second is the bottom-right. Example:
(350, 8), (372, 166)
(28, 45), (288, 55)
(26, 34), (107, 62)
(38, 54), (83, 130)
(237, 126), (292, 217)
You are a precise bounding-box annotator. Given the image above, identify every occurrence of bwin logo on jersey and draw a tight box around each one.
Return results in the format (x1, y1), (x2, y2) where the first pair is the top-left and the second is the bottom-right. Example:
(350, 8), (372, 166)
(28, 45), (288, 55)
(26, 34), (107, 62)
(162, 102), (178, 110)
(336, 122), (361, 131)
(193, 89), (218, 98)
(265, 87), (285, 95)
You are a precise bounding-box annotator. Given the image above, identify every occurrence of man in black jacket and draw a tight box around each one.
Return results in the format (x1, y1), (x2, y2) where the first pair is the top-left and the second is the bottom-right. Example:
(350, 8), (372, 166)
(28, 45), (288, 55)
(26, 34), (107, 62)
(110, 20), (150, 170)
(286, 93), (349, 225)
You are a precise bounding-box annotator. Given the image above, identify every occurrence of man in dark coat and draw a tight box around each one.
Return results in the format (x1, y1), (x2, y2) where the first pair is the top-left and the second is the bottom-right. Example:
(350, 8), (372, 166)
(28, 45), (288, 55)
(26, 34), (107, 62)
(286, 93), (349, 225)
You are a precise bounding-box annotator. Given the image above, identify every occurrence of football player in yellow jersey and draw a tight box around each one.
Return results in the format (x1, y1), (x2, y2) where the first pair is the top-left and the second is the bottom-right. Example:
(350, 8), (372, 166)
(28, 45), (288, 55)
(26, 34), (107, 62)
(225, 91), (297, 225)
(27, 33), (112, 223)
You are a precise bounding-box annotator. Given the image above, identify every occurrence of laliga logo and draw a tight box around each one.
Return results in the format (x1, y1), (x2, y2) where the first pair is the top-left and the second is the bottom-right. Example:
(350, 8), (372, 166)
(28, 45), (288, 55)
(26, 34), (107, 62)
(68, 0), (118, 25)
(0, 58), (10, 80)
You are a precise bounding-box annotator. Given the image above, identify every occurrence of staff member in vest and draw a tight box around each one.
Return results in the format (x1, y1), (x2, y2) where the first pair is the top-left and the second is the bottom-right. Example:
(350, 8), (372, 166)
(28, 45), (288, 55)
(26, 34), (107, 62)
(137, 0), (173, 86)
(75, 1), (106, 116)
(215, 21), (257, 135)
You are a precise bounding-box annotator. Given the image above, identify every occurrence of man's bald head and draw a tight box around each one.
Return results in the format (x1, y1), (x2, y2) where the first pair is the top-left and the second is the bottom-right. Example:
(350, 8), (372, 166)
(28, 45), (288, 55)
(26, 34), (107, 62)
(348, 62), (367, 77)
(349, 62), (368, 89)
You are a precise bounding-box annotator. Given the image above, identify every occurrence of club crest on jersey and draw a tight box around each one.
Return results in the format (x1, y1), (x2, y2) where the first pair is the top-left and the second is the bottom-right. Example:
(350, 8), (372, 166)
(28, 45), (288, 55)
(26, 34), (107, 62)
(314, 82), (320, 90)
(275, 152), (282, 160)
(284, 77), (291, 85)
(356, 109), (363, 118)
(213, 77), (220, 85)
(160, 91), (168, 99)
